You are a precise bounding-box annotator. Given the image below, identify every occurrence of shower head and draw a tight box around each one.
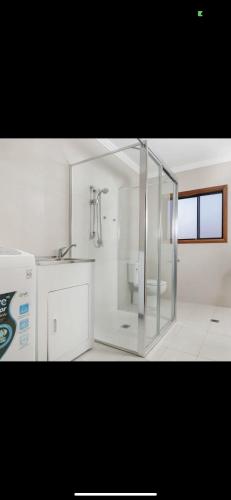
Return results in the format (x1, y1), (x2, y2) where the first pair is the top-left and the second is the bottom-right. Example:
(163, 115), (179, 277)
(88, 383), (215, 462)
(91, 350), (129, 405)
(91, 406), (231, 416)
(97, 188), (109, 199)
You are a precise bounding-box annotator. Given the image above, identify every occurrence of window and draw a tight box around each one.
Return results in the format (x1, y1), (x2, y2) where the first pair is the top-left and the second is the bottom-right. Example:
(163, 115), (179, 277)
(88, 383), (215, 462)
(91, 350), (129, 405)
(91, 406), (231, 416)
(178, 185), (228, 243)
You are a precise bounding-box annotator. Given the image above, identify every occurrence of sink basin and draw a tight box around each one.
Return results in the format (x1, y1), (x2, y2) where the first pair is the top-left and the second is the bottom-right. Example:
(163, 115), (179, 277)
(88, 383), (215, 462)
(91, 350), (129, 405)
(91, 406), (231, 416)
(36, 256), (95, 266)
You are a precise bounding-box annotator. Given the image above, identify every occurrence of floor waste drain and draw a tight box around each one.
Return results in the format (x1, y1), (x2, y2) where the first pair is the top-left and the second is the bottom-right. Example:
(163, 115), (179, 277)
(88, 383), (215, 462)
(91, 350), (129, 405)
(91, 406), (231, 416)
(121, 324), (131, 329)
(210, 319), (220, 323)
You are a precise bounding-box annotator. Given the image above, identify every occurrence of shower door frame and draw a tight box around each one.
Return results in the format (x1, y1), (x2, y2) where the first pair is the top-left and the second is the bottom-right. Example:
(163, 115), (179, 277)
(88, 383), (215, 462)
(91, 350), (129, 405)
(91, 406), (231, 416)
(69, 139), (178, 358)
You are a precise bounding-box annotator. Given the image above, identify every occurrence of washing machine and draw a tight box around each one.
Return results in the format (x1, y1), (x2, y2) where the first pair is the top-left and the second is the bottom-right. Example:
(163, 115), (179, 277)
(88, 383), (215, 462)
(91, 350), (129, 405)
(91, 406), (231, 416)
(0, 248), (36, 361)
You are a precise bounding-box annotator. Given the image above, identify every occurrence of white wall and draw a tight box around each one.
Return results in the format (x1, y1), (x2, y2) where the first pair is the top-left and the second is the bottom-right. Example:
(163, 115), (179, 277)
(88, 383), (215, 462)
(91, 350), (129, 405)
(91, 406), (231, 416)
(177, 162), (231, 307)
(0, 139), (70, 256)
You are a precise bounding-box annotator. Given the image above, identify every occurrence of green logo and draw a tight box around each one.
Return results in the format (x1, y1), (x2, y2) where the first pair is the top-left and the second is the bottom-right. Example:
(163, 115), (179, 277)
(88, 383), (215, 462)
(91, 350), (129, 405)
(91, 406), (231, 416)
(197, 10), (203, 17)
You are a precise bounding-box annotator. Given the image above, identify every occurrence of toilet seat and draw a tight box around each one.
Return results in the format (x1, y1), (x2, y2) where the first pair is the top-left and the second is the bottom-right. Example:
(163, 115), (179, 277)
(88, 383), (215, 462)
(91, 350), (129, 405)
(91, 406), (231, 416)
(147, 279), (157, 286)
(147, 279), (166, 287)
(131, 279), (167, 287)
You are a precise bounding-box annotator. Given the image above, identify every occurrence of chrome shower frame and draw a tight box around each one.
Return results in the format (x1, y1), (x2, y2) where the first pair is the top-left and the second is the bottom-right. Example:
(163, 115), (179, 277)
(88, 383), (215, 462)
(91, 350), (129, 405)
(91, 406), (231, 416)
(69, 140), (178, 357)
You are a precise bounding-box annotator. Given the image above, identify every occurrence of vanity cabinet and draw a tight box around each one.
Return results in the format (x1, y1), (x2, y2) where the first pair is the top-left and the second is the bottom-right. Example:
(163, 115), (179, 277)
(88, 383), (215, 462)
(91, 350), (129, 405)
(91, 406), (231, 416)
(36, 260), (94, 361)
(48, 284), (89, 361)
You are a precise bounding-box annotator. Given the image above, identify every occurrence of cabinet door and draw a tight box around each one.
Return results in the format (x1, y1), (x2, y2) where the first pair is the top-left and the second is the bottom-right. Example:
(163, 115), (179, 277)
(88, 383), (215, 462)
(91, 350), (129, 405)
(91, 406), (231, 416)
(48, 285), (89, 361)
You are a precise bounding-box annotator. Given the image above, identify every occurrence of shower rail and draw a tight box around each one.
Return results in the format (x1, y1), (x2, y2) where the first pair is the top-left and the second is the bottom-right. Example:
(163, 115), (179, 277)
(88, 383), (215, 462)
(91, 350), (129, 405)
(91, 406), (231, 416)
(69, 139), (177, 185)
(69, 142), (141, 167)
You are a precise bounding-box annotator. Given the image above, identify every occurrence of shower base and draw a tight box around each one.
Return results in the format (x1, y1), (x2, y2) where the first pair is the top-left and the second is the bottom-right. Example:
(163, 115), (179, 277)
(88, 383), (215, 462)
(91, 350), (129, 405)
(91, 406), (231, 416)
(95, 299), (171, 355)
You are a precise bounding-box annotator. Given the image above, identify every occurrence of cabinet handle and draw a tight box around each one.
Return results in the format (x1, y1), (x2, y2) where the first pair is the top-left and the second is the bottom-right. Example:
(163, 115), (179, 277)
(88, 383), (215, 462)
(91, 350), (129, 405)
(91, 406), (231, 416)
(53, 318), (57, 333)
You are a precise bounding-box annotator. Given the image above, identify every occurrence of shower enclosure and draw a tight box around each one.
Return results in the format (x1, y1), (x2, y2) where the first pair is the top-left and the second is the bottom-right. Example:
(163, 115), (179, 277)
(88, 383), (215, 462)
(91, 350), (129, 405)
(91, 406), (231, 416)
(70, 140), (178, 357)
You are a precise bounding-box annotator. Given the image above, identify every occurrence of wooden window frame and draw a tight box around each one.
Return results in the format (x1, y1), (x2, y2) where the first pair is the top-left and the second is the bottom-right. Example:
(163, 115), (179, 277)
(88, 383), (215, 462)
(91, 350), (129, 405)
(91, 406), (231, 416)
(178, 185), (228, 244)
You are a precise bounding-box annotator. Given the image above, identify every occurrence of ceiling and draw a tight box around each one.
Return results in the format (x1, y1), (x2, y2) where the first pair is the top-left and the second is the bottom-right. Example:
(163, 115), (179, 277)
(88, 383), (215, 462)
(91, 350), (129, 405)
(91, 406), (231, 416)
(6, 139), (229, 174)
(108, 139), (231, 172)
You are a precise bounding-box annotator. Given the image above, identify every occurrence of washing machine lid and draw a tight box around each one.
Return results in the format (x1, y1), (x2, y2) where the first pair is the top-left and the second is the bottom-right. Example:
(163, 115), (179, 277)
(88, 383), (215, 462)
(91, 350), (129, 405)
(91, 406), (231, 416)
(0, 248), (21, 255)
(0, 248), (35, 268)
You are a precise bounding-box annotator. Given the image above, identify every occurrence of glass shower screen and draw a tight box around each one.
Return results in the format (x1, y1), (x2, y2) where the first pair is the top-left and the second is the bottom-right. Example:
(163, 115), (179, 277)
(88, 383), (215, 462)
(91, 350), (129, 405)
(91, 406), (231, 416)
(71, 140), (178, 357)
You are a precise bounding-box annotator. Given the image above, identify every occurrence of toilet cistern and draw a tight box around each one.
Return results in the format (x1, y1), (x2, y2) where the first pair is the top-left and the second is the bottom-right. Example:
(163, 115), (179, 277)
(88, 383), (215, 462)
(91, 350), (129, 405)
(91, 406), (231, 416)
(57, 244), (77, 259)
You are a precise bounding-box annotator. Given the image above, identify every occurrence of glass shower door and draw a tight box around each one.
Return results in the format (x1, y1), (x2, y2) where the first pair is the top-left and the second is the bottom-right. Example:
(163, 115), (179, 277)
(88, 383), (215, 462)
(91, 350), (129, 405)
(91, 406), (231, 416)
(143, 152), (178, 354)
(159, 169), (178, 332)
(143, 151), (161, 352)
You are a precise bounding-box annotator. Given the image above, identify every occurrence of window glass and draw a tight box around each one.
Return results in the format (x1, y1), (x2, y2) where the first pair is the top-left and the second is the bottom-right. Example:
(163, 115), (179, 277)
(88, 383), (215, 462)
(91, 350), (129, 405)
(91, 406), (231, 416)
(178, 197), (197, 239)
(200, 193), (222, 238)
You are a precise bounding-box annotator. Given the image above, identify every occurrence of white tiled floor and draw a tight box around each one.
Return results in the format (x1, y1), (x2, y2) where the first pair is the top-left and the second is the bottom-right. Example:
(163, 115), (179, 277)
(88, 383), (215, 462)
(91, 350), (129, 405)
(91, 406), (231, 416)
(76, 301), (231, 362)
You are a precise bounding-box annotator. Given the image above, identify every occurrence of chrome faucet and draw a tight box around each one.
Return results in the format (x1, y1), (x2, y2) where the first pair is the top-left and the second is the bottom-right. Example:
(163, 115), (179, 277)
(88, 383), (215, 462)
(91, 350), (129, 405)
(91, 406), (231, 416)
(57, 244), (77, 259)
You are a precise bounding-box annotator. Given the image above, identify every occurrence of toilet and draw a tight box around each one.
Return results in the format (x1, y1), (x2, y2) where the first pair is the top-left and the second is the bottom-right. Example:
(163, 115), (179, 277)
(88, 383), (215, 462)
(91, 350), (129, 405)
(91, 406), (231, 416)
(146, 279), (167, 296)
(127, 262), (167, 304)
